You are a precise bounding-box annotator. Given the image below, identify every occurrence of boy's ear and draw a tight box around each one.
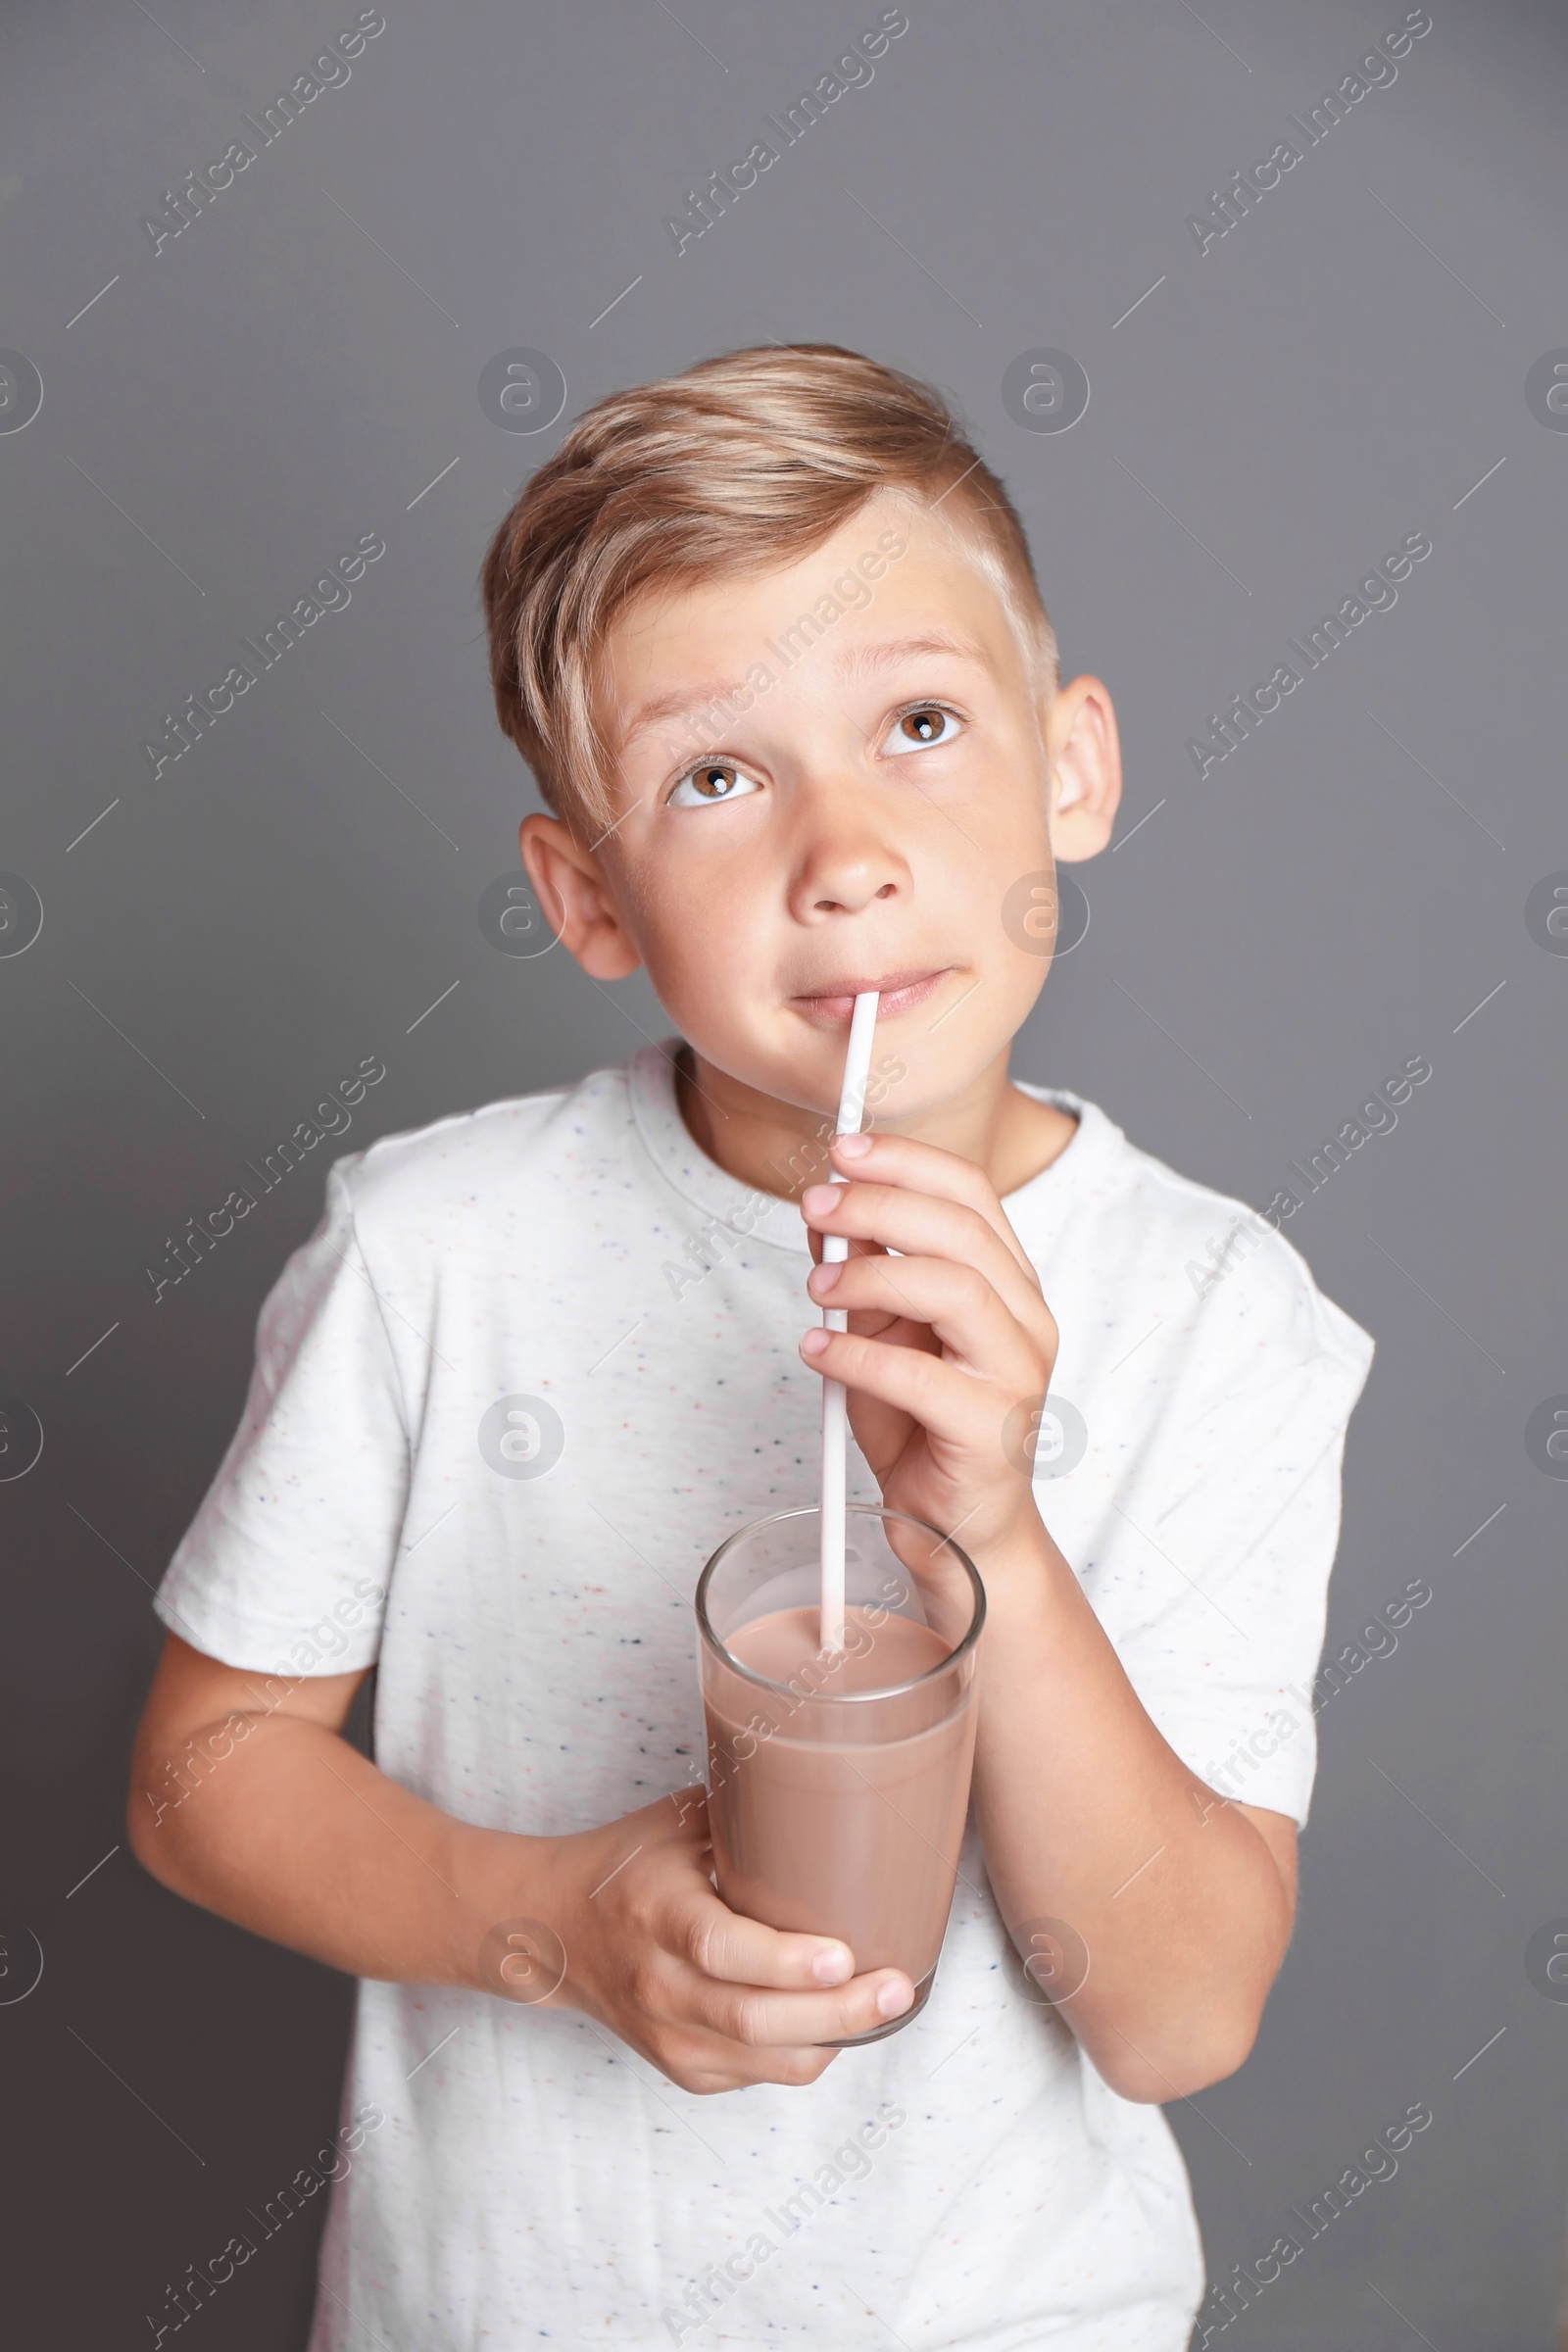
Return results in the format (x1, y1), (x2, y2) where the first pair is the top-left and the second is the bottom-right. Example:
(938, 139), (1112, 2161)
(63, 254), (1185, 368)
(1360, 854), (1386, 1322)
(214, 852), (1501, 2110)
(518, 813), (642, 980)
(1044, 675), (1121, 862)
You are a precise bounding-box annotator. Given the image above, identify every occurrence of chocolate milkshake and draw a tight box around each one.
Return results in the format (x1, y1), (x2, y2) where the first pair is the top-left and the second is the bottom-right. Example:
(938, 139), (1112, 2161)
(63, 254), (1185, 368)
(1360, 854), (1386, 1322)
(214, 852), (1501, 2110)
(707, 1603), (976, 1975)
(696, 1507), (985, 2037)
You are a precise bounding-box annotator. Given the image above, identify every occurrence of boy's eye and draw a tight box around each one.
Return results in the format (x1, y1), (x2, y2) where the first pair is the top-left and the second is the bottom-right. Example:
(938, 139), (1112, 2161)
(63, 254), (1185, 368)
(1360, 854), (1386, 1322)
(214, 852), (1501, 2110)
(667, 760), (761, 808)
(884, 705), (961, 755)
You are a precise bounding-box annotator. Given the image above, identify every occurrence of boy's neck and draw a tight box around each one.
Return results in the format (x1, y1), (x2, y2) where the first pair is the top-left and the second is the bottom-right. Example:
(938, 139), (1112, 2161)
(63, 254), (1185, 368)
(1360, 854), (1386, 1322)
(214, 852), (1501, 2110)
(674, 1044), (1079, 1205)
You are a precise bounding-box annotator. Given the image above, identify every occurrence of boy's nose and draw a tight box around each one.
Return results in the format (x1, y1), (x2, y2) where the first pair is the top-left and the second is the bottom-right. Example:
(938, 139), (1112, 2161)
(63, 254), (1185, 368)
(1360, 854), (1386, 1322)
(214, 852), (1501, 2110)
(787, 808), (911, 922)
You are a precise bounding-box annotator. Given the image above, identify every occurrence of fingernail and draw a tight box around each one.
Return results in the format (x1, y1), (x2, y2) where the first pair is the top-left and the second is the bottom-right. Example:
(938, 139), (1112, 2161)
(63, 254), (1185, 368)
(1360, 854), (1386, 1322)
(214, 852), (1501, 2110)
(876, 1977), (913, 2018)
(813, 1945), (853, 1984)
(834, 1132), (872, 1158)
(801, 1185), (838, 1216)
(808, 1260), (840, 1293)
(800, 1328), (829, 1358)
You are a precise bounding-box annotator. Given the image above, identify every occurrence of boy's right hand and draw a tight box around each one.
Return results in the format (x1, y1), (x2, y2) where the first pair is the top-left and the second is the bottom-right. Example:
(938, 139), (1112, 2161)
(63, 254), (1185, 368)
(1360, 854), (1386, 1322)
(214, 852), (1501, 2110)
(487, 1792), (915, 2094)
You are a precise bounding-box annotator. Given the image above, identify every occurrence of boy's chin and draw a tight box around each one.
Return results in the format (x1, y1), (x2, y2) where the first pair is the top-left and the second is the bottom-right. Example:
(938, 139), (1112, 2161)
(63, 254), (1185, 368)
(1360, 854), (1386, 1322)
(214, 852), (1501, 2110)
(685, 1037), (963, 1134)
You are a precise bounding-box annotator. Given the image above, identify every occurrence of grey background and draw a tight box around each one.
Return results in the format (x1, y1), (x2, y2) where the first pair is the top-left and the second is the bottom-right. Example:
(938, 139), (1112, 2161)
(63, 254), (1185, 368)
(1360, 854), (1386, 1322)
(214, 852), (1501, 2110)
(1, 1), (1564, 2343)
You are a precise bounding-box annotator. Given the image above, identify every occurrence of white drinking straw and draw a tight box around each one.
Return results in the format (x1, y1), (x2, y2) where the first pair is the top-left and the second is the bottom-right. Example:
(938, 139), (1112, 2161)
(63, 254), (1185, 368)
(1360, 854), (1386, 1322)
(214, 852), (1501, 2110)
(818, 990), (880, 1654)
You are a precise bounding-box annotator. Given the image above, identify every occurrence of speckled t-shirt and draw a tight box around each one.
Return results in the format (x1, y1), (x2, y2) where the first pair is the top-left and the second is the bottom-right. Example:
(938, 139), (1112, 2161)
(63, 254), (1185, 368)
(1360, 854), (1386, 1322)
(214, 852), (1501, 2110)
(155, 1044), (1372, 2351)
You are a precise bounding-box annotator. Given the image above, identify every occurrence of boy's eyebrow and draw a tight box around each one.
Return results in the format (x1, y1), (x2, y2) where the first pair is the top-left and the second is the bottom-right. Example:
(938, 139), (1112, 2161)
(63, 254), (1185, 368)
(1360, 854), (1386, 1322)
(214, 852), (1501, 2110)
(618, 633), (991, 750)
(618, 680), (743, 747)
(836, 630), (991, 676)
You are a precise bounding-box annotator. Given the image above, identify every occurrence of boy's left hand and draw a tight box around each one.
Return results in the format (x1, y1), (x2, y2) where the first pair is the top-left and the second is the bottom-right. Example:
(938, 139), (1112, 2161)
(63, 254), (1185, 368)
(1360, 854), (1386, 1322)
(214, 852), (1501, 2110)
(801, 1131), (1058, 1563)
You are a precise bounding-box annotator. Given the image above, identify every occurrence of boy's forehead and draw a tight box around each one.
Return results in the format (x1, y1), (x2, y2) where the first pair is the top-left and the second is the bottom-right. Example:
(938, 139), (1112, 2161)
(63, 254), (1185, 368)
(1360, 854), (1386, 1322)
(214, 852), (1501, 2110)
(600, 497), (1017, 746)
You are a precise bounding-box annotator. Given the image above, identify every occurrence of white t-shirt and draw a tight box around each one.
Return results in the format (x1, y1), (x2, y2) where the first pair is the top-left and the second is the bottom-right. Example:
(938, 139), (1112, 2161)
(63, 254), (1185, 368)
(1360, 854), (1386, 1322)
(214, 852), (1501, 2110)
(156, 1045), (1373, 2351)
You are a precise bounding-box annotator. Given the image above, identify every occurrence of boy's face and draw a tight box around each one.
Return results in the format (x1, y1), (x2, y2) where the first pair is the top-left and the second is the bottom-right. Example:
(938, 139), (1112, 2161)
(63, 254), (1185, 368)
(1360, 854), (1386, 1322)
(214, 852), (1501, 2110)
(524, 490), (1118, 1125)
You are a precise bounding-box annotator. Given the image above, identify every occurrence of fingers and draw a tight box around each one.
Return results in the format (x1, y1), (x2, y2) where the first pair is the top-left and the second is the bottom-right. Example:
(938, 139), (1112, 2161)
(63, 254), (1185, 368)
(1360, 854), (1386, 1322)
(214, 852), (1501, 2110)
(830, 1131), (1039, 1277)
(803, 1163), (1022, 1281)
(685, 1964), (916, 2053)
(801, 1323), (1025, 1464)
(807, 1250), (1044, 1386)
(803, 1170), (1051, 1340)
(677, 1882), (858, 1991)
(651, 1881), (916, 2079)
(557, 1805), (919, 2091)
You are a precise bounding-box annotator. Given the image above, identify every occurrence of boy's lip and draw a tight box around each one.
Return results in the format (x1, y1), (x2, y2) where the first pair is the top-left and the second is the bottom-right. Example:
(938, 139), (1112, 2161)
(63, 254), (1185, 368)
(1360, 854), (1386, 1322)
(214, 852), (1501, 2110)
(789, 968), (953, 1024)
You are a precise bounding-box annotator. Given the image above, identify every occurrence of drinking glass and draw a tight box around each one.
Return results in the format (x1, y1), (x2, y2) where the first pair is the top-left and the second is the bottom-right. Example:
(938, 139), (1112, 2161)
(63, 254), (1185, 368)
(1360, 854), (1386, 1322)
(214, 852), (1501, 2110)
(696, 1502), (985, 2043)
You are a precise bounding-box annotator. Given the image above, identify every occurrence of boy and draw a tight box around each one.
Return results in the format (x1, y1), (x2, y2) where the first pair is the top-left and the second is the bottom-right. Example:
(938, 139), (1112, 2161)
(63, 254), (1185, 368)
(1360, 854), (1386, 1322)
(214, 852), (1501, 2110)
(129, 345), (1373, 2349)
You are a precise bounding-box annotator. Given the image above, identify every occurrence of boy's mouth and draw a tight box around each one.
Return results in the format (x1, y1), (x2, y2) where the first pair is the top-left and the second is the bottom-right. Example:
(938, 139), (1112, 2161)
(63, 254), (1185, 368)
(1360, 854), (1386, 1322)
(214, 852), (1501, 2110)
(789, 968), (954, 1025)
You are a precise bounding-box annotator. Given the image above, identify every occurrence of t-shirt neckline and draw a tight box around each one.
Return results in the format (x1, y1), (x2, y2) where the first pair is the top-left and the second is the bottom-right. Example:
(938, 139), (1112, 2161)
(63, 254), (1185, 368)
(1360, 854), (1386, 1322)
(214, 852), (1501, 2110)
(625, 1040), (1115, 1255)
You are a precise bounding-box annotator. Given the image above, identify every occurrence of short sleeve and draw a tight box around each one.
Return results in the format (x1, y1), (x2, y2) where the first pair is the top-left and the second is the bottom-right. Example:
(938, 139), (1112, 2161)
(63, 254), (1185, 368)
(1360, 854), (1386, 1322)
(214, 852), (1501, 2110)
(1106, 1243), (1374, 1831)
(154, 1157), (410, 1676)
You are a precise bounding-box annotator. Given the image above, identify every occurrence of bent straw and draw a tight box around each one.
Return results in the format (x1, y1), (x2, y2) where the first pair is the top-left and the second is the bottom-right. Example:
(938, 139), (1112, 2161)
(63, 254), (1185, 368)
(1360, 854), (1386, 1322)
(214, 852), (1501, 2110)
(818, 990), (880, 1654)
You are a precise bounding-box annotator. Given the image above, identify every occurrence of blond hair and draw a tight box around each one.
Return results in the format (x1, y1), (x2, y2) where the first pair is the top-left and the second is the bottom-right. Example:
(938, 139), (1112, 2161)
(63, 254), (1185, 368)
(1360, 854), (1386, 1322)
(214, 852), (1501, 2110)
(479, 343), (1055, 831)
